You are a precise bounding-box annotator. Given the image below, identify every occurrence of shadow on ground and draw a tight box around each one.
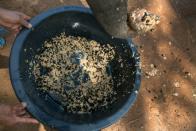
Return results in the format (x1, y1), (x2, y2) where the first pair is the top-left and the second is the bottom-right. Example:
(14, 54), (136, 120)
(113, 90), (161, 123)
(104, 0), (196, 131)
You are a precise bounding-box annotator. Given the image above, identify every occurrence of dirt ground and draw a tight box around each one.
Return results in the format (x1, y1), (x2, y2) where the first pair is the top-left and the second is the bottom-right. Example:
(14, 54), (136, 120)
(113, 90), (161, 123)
(0, 0), (196, 131)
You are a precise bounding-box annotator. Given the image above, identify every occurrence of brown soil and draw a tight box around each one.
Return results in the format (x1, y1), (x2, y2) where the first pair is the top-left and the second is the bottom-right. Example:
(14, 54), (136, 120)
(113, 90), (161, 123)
(0, 0), (195, 131)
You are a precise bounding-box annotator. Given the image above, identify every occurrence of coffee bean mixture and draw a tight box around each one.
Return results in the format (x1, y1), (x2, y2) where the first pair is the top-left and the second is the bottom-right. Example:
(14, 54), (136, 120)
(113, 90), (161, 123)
(28, 33), (116, 113)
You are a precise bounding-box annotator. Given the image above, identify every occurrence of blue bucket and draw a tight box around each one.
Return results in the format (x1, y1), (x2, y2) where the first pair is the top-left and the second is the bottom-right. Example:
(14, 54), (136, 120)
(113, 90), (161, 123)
(9, 6), (141, 131)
